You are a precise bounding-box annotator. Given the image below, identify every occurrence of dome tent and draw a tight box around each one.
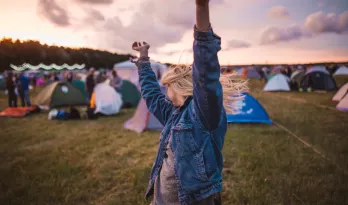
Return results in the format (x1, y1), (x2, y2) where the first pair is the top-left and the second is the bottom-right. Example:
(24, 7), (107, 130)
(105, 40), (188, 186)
(333, 83), (348, 102)
(119, 80), (141, 108)
(301, 66), (337, 91)
(263, 74), (290, 92)
(113, 60), (168, 85)
(32, 81), (86, 109)
(246, 67), (261, 79)
(334, 66), (348, 76)
(337, 94), (348, 112)
(227, 93), (272, 124)
(123, 86), (166, 133)
(93, 83), (123, 115)
(72, 80), (87, 99)
(290, 70), (305, 90)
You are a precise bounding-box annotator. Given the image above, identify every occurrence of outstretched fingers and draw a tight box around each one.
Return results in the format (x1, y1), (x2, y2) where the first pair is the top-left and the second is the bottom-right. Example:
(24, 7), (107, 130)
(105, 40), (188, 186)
(143, 41), (150, 49)
(132, 42), (139, 51)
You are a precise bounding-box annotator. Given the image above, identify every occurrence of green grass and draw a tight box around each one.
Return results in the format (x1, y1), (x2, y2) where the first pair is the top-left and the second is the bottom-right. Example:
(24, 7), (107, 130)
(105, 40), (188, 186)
(0, 80), (348, 205)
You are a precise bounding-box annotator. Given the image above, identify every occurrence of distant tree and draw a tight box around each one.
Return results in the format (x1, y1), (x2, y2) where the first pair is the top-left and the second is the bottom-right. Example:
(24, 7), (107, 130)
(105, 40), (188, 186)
(0, 37), (133, 72)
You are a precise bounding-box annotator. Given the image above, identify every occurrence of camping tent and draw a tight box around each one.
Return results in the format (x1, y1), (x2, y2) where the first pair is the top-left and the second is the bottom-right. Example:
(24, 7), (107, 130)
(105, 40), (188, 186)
(124, 86), (166, 133)
(337, 94), (348, 112)
(94, 83), (123, 115)
(246, 67), (261, 79)
(263, 74), (290, 92)
(333, 83), (348, 102)
(334, 66), (348, 76)
(301, 66), (337, 91)
(271, 66), (283, 73)
(227, 93), (272, 124)
(113, 60), (168, 85)
(290, 70), (305, 90)
(32, 81), (86, 109)
(306, 65), (329, 74)
(119, 80), (141, 108)
(72, 80), (87, 99)
(76, 73), (87, 82)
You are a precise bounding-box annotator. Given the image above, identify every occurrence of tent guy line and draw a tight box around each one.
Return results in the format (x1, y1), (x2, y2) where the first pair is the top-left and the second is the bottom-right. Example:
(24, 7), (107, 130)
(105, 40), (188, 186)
(274, 121), (348, 176)
(264, 92), (338, 112)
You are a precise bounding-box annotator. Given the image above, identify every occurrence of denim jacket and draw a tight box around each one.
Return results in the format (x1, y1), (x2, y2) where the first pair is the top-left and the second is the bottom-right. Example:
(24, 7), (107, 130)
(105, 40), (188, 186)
(137, 27), (227, 205)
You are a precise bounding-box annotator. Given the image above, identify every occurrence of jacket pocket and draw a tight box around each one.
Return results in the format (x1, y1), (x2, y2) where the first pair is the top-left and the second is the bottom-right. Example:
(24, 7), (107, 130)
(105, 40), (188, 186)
(193, 151), (209, 182)
(172, 123), (209, 182)
(172, 123), (198, 154)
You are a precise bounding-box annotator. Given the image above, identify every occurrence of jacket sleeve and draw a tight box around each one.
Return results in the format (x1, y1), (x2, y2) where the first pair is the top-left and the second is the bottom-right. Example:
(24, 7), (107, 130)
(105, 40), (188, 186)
(138, 62), (174, 125)
(192, 26), (223, 131)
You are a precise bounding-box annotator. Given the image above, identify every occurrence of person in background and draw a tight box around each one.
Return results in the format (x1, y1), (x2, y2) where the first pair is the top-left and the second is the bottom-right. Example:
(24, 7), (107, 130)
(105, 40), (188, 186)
(54, 73), (59, 81)
(286, 66), (292, 78)
(257, 67), (265, 82)
(57, 72), (63, 81)
(19, 73), (31, 107)
(110, 70), (123, 92)
(86, 68), (95, 101)
(96, 69), (106, 84)
(6, 73), (17, 107)
(32, 74), (37, 89)
(262, 67), (269, 82)
(67, 71), (73, 83)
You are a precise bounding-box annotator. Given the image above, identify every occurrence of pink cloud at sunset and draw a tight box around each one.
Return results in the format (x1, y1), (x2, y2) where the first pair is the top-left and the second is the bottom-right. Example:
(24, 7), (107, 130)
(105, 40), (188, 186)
(0, 0), (347, 65)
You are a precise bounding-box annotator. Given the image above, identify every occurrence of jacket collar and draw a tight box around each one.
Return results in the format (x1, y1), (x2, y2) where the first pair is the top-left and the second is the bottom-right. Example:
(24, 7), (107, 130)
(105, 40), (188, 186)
(173, 96), (193, 114)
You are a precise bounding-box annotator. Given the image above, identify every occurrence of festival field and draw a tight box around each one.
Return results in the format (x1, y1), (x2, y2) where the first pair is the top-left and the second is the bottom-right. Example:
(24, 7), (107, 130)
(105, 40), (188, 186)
(0, 78), (348, 205)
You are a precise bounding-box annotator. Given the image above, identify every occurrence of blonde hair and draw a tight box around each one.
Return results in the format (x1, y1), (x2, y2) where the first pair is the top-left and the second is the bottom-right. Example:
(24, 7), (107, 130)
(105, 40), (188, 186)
(161, 65), (248, 114)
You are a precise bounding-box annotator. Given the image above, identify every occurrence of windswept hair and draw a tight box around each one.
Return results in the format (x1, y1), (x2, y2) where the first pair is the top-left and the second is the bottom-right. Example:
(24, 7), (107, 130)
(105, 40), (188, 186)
(161, 65), (248, 114)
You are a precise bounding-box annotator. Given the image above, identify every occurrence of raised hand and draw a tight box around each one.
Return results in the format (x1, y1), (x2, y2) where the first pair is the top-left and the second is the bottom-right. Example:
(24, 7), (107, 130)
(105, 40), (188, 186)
(132, 41), (150, 57)
(196, 0), (210, 31)
(196, 0), (209, 6)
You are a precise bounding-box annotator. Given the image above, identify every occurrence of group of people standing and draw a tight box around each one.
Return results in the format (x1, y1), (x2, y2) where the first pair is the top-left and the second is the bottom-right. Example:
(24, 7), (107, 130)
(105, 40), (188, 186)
(5, 73), (31, 107)
(85, 68), (123, 101)
(4, 68), (123, 109)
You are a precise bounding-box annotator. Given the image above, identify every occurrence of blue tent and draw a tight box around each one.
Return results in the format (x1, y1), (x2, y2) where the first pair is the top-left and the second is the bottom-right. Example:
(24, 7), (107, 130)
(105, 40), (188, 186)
(227, 93), (272, 124)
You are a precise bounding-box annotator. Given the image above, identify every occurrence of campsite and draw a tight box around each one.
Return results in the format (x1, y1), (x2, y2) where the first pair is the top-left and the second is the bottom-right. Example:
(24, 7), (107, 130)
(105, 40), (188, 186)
(0, 68), (347, 205)
(1, 0), (348, 204)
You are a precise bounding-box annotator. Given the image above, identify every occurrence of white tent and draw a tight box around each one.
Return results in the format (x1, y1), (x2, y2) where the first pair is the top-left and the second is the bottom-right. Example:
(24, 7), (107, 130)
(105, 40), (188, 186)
(263, 74), (290, 92)
(334, 66), (348, 76)
(113, 60), (168, 85)
(333, 83), (348, 102)
(94, 83), (123, 115)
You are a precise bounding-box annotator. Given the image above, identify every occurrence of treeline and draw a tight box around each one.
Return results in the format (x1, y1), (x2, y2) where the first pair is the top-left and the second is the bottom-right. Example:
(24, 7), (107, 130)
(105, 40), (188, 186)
(0, 38), (133, 72)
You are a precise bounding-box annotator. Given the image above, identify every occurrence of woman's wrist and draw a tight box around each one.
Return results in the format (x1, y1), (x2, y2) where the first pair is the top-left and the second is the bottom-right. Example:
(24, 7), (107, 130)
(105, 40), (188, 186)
(136, 56), (150, 67)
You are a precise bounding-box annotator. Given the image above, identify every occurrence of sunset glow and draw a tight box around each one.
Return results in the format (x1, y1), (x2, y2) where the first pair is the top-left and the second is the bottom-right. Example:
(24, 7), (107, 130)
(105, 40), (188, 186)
(1, 0), (347, 64)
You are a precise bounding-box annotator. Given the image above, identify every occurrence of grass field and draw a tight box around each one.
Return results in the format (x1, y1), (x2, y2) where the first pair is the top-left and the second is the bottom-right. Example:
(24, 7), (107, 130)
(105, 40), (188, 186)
(0, 78), (348, 205)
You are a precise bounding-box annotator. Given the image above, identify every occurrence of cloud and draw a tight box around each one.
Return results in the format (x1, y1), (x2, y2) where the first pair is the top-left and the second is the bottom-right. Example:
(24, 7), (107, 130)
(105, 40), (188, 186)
(268, 6), (290, 19)
(87, 9), (105, 22)
(99, 13), (187, 52)
(141, 0), (194, 29)
(304, 11), (348, 34)
(75, 0), (113, 5)
(260, 25), (304, 44)
(93, 0), (218, 51)
(37, 0), (70, 27)
(261, 11), (348, 45)
(226, 40), (251, 49)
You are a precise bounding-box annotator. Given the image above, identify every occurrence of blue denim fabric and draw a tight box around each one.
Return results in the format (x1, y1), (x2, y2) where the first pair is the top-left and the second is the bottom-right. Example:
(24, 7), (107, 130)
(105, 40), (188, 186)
(24, 90), (31, 106)
(138, 27), (226, 205)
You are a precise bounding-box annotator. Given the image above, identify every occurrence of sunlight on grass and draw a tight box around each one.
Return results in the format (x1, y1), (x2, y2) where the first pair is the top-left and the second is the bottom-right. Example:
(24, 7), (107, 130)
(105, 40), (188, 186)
(0, 79), (347, 205)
